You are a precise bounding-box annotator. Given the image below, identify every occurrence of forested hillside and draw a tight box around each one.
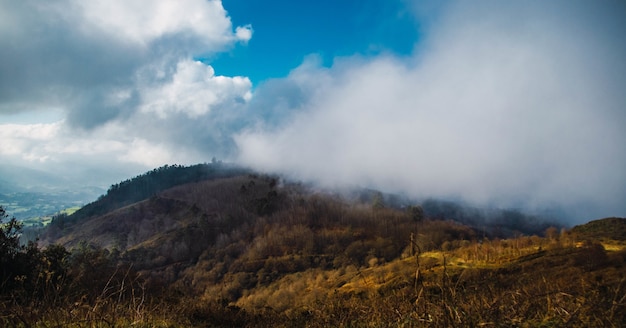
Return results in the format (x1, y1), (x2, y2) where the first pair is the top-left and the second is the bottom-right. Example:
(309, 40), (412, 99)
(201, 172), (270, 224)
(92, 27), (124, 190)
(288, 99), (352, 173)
(2, 166), (625, 327)
(47, 162), (250, 228)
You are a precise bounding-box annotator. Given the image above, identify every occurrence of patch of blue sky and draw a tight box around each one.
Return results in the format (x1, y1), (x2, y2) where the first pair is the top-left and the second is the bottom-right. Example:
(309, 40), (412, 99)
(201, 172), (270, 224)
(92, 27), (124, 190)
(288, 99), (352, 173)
(208, 0), (420, 84)
(0, 107), (65, 124)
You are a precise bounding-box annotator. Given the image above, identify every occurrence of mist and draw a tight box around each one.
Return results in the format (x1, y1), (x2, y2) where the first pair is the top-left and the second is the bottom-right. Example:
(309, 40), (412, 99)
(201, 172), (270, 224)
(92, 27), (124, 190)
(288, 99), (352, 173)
(235, 1), (626, 224)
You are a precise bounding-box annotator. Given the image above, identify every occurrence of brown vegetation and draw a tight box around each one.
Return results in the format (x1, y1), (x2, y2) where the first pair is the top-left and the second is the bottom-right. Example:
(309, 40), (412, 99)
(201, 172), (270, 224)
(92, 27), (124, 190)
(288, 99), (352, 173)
(3, 173), (626, 327)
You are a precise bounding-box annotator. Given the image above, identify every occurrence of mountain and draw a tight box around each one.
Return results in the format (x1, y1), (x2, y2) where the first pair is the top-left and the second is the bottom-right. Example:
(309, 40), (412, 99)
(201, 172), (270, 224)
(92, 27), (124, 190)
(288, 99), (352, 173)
(64, 162), (252, 223)
(8, 164), (624, 327)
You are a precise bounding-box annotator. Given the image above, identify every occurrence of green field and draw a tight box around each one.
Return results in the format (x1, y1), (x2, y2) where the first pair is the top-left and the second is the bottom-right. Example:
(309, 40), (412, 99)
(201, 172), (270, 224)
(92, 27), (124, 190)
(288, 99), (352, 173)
(0, 189), (101, 225)
(19, 206), (82, 227)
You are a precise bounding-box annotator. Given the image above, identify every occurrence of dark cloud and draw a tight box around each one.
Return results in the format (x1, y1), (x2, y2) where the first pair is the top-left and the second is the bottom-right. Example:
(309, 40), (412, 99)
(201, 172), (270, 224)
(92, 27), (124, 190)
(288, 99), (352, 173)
(0, 1), (141, 117)
(0, 0), (249, 129)
(66, 88), (141, 129)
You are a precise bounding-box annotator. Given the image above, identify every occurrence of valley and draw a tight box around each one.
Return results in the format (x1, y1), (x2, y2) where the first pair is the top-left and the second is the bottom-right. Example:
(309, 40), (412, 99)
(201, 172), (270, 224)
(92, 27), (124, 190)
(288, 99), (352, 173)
(0, 190), (99, 225)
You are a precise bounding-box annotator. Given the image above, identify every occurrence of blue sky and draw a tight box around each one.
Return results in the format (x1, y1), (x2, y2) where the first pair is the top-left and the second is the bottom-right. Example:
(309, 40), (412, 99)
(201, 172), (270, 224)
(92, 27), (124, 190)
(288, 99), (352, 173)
(212, 0), (419, 83)
(0, 0), (625, 223)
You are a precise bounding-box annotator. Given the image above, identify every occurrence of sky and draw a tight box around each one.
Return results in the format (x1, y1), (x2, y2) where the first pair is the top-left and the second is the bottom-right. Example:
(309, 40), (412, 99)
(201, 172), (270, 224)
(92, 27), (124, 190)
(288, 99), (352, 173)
(1, 0), (625, 223)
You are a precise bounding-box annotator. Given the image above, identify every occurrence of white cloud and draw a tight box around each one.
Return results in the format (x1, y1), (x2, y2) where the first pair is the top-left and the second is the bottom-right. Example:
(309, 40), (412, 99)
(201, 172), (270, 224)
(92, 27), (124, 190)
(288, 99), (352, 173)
(139, 59), (252, 118)
(0, 119), (192, 177)
(1, 0), (624, 223)
(0, 121), (125, 163)
(69, 0), (238, 49)
(236, 1), (626, 222)
(235, 25), (253, 43)
(0, 0), (253, 123)
(119, 138), (176, 167)
(0, 122), (60, 141)
(0, 122), (62, 161)
(0, 0), (255, 187)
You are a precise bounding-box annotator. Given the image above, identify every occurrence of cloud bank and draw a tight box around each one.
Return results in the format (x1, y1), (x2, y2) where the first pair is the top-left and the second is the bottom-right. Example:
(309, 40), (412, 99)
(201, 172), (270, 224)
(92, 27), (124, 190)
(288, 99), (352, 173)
(236, 1), (626, 222)
(1, 0), (624, 222)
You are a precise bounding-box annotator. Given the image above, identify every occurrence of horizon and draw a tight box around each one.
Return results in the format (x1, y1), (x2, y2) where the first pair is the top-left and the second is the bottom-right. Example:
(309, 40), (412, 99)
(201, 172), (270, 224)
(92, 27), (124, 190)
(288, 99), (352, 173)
(1, 0), (625, 224)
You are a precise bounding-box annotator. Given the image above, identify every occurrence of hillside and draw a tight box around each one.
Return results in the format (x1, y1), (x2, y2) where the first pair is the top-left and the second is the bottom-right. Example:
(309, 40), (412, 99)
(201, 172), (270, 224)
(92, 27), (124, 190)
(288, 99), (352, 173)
(571, 217), (626, 241)
(65, 162), (251, 223)
(3, 166), (625, 327)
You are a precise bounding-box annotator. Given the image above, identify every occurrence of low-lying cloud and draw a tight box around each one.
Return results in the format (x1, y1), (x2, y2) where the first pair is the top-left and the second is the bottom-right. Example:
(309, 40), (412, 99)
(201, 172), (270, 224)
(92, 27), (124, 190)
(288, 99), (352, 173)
(236, 1), (626, 222)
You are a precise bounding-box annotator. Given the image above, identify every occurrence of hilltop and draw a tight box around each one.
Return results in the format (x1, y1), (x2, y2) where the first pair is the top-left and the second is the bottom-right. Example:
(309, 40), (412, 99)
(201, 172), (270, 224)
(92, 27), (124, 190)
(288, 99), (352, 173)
(571, 217), (626, 241)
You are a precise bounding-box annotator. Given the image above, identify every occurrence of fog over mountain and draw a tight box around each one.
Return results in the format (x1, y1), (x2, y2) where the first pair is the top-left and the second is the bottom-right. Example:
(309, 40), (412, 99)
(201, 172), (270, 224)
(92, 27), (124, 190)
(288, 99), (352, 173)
(1, 0), (625, 223)
(235, 1), (626, 223)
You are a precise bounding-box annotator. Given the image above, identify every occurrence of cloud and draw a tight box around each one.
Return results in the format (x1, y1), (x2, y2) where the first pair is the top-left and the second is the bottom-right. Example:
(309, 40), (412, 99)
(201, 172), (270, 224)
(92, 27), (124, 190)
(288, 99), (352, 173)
(139, 59), (252, 118)
(69, 0), (239, 47)
(120, 139), (177, 168)
(0, 122), (62, 162)
(1, 0), (624, 223)
(0, 0), (254, 185)
(0, 121), (154, 166)
(235, 25), (254, 44)
(0, 0), (251, 126)
(0, 120), (140, 186)
(236, 1), (626, 222)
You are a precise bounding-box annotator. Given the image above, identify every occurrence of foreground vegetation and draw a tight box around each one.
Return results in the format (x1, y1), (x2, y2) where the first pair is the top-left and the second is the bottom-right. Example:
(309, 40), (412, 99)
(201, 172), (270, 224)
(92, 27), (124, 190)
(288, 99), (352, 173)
(2, 167), (625, 327)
